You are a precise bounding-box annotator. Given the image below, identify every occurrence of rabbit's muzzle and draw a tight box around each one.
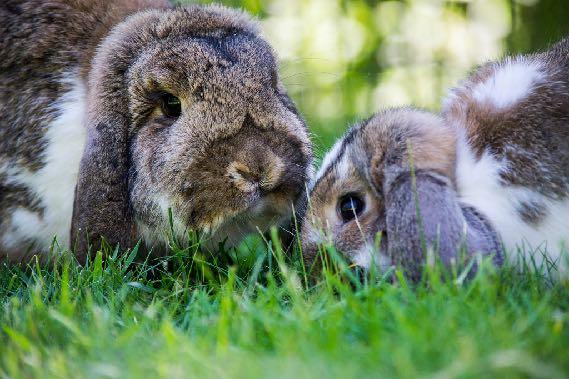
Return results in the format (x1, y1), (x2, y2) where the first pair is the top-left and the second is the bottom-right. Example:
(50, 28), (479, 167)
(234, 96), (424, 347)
(179, 114), (308, 237)
(226, 154), (284, 194)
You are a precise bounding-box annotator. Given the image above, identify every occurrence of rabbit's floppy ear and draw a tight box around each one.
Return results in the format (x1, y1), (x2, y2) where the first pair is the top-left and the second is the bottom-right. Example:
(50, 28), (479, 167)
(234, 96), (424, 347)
(71, 110), (135, 260)
(383, 169), (502, 281)
(70, 9), (170, 258)
(69, 22), (147, 259)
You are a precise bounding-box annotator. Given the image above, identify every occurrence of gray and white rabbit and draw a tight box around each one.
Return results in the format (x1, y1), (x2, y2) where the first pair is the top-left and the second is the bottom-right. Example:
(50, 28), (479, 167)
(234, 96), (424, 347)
(302, 37), (569, 279)
(0, 0), (312, 261)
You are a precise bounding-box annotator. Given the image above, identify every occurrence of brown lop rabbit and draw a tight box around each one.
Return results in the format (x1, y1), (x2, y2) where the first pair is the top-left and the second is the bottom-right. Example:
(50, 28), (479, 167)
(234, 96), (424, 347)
(0, 0), (312, 261)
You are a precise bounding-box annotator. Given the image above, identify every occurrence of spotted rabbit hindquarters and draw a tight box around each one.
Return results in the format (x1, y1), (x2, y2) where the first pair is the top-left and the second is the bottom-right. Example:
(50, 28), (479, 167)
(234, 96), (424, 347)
(443, 36), (569, 276)
(0, 1), (312, 262)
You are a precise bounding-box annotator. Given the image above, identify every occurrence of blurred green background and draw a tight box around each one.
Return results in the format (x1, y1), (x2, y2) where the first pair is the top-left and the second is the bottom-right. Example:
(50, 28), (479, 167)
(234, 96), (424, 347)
(181, 0), (569, 160)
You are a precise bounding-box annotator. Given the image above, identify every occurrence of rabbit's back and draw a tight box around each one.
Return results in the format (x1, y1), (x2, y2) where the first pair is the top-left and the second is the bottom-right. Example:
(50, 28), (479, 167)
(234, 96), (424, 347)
(443, 38), (569, 271)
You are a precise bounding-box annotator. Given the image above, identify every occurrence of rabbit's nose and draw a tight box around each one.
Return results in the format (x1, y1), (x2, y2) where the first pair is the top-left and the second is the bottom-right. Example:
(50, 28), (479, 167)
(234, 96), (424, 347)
(226, 154), (285, 194)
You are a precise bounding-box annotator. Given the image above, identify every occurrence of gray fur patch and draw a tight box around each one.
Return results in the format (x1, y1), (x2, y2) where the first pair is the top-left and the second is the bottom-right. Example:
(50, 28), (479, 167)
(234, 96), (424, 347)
(517, 200), (548, 226)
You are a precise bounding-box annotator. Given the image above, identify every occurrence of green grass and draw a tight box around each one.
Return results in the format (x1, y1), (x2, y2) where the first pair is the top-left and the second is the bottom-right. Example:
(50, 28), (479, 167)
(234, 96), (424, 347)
(0, 232), (568, 379)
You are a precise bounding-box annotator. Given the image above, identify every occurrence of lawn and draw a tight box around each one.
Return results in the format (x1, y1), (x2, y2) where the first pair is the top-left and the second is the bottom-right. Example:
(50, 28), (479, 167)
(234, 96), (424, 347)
(1, 232), (567, 379)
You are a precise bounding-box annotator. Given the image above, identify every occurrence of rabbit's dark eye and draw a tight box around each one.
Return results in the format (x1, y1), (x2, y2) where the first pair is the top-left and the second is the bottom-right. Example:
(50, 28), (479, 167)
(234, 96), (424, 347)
(160, 93), (181, 118)
(338, 193), (365, 222)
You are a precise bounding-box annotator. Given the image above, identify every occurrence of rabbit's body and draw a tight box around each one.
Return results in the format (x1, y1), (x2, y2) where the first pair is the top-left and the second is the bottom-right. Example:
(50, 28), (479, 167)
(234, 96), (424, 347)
(0, 75), (87, 259)
(445, 37), (569, 270)
(302, 38), (569, 278)
(0, 0), (150, 258)
(1, 0), (312, 261)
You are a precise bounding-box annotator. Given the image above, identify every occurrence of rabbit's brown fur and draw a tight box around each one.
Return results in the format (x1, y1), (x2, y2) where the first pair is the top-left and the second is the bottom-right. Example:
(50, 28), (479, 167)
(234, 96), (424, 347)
(0, 1), (312, 261)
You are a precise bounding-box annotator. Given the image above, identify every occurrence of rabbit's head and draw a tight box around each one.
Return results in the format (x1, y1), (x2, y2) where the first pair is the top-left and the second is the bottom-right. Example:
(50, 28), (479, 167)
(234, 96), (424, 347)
(301, 108), (455, 273)
(72, 5), (312, 255)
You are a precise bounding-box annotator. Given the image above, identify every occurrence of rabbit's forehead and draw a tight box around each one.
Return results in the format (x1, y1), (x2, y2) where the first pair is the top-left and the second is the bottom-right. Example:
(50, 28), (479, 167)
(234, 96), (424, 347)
(129, 36), (275, 92)
(121, 7), (276, 99)
(154, 6), (261, 38)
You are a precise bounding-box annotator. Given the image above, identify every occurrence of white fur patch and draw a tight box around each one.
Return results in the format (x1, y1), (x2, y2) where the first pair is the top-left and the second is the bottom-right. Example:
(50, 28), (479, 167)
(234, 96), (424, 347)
(472, 59), (544, 109)
(456, 134), (568, 275)
(1, 208), (44, 250)
(1, 75), (87, 252)
(352, 243), (392, 272)
(136, 197), (167, 246)
(312, 138), (344, 188)
(333, 151), (352, 181)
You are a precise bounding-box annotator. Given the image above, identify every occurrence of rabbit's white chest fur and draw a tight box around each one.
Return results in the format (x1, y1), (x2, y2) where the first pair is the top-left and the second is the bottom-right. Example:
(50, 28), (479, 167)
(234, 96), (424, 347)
(1, 75), (87, 254)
